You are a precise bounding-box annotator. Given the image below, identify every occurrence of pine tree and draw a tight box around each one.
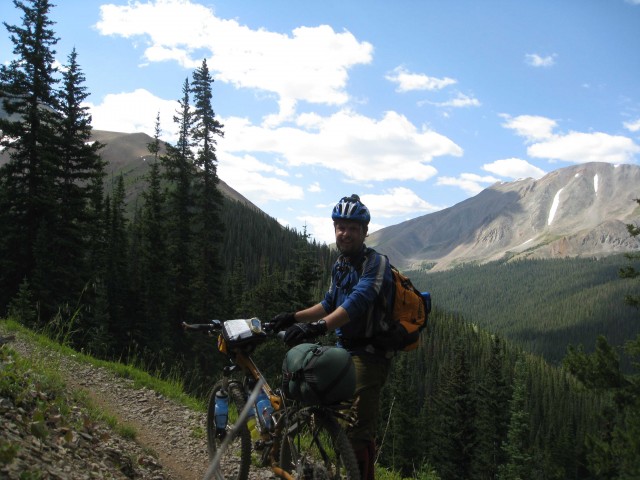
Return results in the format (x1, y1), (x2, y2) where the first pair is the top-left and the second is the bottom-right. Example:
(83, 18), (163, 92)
(7, 277), (37, 326)
(620, 197), (640, 308)
(287, 227), (323, 310)
(498, 358), (533, 480)
(247, 263), (288, 321)
(380, 354), (428, 476)
(0, 0), (61, 316)
(105, 175), (130, 352)
(474, 335), (510, 479)
(82, 166), (111, 353)
(432, 341), (478, 480)
(48, 47), (105, 316)
(564, 335), (640, 478)
(138, 114), (170, 354)
(163, 78), (196, 333)
(227, 258), (248, 317)
(190, 59), (225, 321)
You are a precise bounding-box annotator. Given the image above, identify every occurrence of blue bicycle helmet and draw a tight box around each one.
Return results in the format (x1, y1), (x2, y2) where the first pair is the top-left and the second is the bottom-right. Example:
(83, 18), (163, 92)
(331, 194), (370, 226)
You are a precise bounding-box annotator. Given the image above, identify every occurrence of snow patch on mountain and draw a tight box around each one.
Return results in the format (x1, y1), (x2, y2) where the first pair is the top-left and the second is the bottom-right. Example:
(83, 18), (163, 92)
(366, 162), (640, 271)
(548, 188), (564, 226)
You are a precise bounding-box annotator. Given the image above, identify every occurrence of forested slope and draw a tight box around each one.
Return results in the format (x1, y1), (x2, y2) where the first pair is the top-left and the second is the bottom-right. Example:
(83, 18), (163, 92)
(408, 255), (640, 364)
(374, 309), (604, 479)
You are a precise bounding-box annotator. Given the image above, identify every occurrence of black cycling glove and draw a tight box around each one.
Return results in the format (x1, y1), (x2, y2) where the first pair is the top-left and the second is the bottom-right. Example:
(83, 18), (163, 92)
(284, 320), (327, 346)
(272, 312), (297, 332)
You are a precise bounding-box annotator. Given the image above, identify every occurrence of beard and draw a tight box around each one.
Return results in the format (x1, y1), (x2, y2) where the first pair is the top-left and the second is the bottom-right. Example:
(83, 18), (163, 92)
(336, 238), (363, 257)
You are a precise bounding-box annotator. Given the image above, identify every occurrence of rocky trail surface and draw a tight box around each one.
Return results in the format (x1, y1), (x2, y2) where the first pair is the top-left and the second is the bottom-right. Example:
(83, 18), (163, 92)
(0, 327), (275, 480)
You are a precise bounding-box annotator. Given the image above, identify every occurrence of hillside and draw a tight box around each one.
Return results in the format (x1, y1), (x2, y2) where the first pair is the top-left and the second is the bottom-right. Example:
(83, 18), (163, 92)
(89, 129), (260, 212)
(0, 322), (278, 480)
(1, 308), (614, 480)
(368, 162), (640, 271)
(410, 255), (640, 365)
(0, 128), (260, 213)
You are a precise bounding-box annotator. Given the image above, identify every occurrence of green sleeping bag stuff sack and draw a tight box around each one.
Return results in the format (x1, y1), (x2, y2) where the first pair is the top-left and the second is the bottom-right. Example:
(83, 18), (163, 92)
(282, 343), (356, 405)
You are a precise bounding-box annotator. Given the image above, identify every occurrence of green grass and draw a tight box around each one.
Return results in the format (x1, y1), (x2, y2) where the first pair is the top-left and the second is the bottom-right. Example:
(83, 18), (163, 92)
(0, 316), (212, 464)
(374, 463), (441, 480)
(1, 317), (204, 413)
(1, 318), (441, 479)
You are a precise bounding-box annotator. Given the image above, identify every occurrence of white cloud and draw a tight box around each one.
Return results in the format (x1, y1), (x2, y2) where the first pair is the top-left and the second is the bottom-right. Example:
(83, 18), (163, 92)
(298, 215), (335, 245)
(195, 108), (459, 215)
(217, 152), (304, 203)
(624, 118), (640, 132)
(501, 114), (557, 141)
(308, 182), (322, 193)
(85, 89), (179, 140)
(502, 113), (640, 164)
(436, 173), (500, 195)
(482, 158), (546, 179)
(525, 53), (557, 67)
(297, 189), (434, 244)
(385, 67), (457, 92)
(528, 131), (640, 164)
(361, 187), (440, 218)
(431, 92), (481, 108)
(220, 109), (462, 183)
(95, 0), (373, 124)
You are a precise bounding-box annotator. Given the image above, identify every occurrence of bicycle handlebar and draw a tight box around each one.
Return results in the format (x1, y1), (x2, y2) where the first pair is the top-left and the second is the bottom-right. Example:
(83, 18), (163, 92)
(182, 319), (283, 336)
(181, 321), (221, 334)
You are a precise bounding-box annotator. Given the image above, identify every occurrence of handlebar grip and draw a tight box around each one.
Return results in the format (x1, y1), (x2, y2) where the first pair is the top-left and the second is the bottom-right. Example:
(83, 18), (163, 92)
(260, 321), (277, 333)
(261, 322), (288, 340)
(182, 322), (218, 333)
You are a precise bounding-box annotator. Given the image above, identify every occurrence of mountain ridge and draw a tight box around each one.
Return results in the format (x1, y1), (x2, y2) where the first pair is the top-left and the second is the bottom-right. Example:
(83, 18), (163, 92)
(367, 162), (640, 271)
(89, 130), (261, 212)
(4, 125), (638, 271)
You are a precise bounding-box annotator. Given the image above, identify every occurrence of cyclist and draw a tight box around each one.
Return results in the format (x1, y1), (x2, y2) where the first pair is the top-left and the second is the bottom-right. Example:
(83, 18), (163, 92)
(273, 194), (395, 480)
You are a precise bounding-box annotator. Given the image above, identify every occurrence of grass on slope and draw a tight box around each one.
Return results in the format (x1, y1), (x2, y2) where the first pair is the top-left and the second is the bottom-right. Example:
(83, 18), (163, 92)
(0, 318), (204, 413)
(1, 318), (437, 479)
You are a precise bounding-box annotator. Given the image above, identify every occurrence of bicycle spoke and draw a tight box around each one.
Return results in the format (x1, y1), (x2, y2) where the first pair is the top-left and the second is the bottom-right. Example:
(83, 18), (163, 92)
(280, 408), (360, 479)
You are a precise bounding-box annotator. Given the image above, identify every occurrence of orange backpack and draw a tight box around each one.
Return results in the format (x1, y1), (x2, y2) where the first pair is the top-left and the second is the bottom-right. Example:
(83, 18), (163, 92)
(389, 265), (431, 351)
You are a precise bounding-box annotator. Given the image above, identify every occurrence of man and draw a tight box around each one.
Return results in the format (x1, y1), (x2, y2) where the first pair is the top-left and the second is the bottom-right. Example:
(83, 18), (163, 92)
(273, 194), (395, 480)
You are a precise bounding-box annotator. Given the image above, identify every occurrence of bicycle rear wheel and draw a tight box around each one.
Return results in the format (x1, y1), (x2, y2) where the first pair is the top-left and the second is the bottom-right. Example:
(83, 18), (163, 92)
(206, 380), (251, 480)
(279, 407), (360, 479)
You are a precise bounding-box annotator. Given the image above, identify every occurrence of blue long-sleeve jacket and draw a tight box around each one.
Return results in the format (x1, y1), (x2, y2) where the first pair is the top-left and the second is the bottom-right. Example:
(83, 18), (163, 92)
(321, 246), (395, 344)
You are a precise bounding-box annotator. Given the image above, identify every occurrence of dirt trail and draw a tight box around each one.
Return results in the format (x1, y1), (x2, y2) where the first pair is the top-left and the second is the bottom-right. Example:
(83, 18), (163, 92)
(1, 327), (274, 479)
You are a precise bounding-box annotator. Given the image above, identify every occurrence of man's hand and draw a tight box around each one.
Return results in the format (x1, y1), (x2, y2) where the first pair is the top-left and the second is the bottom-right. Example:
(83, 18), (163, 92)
(272, 312), (297, 331)
(284, 320), (327, 346)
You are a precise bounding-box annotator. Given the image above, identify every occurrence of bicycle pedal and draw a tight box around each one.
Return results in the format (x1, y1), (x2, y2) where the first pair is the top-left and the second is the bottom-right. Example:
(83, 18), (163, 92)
(254, 439), (272, 450)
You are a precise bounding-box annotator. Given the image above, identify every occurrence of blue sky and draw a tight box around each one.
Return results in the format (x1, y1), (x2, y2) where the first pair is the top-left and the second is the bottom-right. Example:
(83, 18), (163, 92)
(2, 0), (640, 244)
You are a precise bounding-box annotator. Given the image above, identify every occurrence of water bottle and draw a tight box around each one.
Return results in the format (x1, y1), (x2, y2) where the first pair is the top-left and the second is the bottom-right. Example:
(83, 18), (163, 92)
(214, 390), (228, 437)
(421, 292), (432, 315)
(247, 408), (260, 441)
(255, 391), (274, 432)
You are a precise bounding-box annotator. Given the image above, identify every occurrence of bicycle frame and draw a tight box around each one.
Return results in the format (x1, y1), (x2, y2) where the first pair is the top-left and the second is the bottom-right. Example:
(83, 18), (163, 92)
(224, 349), (282, 413)
(219, 346), (292, 479)
(184, 319), (360, 480)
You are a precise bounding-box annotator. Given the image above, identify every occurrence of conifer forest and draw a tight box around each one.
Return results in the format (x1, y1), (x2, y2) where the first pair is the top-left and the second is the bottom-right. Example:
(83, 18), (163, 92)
(1, 1), (639, 478)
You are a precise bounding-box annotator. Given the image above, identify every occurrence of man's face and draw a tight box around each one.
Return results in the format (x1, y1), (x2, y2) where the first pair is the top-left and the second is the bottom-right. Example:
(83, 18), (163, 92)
(334, 220), (367, 257)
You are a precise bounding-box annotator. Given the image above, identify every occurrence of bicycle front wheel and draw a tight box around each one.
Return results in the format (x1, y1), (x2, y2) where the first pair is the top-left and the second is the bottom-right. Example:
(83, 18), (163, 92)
(206, 380), (251, 480)
(279, 407), (360, 480)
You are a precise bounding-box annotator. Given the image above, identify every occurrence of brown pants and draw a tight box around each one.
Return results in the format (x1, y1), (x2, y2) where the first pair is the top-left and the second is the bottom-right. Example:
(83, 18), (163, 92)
(349, 354), (390, 479)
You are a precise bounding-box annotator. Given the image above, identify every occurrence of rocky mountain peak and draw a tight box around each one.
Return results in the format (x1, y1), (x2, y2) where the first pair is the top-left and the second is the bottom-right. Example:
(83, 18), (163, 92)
(367, 162), (640, 271)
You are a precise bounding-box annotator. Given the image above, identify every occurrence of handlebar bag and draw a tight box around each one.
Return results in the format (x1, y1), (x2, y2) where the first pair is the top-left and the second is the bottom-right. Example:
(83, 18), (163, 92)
(282, 343), (355, 405)
(221, 318), (266, 349)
